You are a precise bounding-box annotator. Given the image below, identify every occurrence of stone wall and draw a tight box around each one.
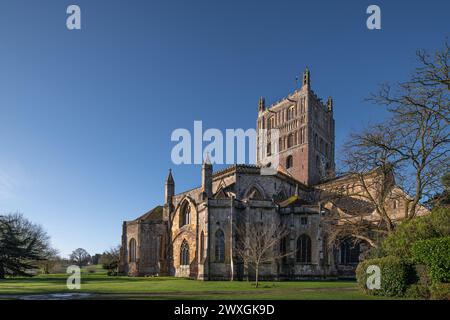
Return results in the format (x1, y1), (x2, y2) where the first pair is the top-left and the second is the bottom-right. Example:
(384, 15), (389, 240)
(138, 222), (168, 276)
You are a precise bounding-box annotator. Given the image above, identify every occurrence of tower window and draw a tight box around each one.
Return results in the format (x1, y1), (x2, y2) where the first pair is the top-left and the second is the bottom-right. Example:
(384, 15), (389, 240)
(287, 133), (294, 148)
(301, 217), (308, 225)
(286, 155), (293, 169)
(288, 107), (294, 120)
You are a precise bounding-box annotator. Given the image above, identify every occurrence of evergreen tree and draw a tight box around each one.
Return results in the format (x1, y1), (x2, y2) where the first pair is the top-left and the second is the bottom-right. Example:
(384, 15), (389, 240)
(0, 213), (51, 279)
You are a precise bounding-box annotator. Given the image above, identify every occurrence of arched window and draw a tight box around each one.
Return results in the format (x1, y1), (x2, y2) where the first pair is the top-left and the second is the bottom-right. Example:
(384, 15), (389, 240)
(280, 236), (288, 264)
(246, 186), (263, 200)
(180, 202), (191, 227)
(266, 143), (271, 156)
(340, 239), (360, 265)
(287, 133), (294, 148)
(215, 229), (225, 262)
(286, 155), (293, 169)
(279, 137), (283, 151)
(129, 238), (136, 263)
(296, 234), (311, 263)
(180, 240), (189, 266)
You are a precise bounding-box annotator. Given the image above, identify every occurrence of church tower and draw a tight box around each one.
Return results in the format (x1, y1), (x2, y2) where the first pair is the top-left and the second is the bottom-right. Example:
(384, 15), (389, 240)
(256, 68), (335, 186)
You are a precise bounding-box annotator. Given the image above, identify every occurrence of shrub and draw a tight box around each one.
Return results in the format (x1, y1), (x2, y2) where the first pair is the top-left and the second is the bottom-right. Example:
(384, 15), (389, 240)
(356, 256), (415, 297)
(430, 283), (450, 300)
(99, 246), (120, 276)
(405, 284), (430, 300)
(382, 207), (450, 261)
(411, 236), (450, 283)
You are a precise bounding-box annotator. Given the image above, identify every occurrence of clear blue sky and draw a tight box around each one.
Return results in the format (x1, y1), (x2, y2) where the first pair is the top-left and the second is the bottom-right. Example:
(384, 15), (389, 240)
(0, 0), (448, 257)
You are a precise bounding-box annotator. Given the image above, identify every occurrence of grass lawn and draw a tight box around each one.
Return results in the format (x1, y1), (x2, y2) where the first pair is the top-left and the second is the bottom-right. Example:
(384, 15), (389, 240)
(0, 271), (397, 300)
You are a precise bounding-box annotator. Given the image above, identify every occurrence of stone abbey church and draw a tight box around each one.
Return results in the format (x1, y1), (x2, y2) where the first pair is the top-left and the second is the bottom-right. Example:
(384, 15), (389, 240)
(119, 69), (411, 280)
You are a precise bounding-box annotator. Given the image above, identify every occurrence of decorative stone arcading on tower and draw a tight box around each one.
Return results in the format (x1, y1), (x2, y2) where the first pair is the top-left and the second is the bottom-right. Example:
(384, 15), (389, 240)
(256, 68), (335, 186)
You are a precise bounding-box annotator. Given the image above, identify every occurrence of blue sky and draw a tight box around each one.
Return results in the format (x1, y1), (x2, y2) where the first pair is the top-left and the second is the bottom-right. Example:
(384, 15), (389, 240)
(0, 0), (448, 257)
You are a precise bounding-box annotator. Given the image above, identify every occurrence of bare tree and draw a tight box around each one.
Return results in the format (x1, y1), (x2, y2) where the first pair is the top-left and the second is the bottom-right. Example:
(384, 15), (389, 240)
(70, 248), (91, 268)
(322, 41), (450, 249)
(234, 214), (291, 288)
(373, 40), (449, 124)
(366, 43), (449, 218)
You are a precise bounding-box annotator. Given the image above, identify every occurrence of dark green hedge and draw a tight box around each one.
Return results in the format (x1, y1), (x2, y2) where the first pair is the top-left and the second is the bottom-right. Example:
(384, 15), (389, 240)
(411, 236), (450, 283)
(382, 207), (450, 261)
(356, 256), (415, 297)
